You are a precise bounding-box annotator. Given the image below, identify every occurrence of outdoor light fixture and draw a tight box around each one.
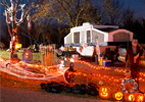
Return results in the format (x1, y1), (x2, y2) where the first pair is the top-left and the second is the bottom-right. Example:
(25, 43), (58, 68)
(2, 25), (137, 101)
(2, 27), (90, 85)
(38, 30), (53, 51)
(15, 43), (22, 50)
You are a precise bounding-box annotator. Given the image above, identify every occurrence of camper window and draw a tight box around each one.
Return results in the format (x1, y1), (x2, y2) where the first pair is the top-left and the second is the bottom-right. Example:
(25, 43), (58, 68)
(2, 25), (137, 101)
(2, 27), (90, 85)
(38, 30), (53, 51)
(87, 31), (91, 43)
(74, 32), (80, 43)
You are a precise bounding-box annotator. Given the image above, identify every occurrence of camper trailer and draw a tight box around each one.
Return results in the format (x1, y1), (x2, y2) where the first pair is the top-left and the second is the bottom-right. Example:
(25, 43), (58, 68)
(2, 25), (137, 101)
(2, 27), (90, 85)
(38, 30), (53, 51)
(64, 22), (133, 53)
(64, 22), (133, 46)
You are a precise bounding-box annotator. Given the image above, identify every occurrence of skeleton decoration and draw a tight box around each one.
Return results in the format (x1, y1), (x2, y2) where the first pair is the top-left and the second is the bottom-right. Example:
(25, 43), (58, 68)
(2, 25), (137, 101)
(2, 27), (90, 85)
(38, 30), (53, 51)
(4, 2), (26, 27)
(1, 0), (34, 59)
(27, 14), (31, 30)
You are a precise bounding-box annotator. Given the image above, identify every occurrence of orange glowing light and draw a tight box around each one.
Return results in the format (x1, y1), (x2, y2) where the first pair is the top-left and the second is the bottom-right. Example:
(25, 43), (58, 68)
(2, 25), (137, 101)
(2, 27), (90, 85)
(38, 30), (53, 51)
(124, 94), (135, 102)
(99, 87), (110, 99)
(134, 93), (144, 102)
(15, 43), (22, 49)
(129, 94), (135, 101)
(112, 91), (123, 101)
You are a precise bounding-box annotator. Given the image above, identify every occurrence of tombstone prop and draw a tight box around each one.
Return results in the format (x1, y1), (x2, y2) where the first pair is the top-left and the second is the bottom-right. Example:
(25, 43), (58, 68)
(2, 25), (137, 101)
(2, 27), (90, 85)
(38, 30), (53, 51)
(22, 49), (33, 64)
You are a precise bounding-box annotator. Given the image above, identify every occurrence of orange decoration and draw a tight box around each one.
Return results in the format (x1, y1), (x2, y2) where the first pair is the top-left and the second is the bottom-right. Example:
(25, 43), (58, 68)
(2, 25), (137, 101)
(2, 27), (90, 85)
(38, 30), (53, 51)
(12, 28), (17, 33)
(124, 83), (134, 92)
(124, 93), (135, 102)
(112, 91), (123, 101)
(99, 86), (111, 99)
(134, 93), (144, 102)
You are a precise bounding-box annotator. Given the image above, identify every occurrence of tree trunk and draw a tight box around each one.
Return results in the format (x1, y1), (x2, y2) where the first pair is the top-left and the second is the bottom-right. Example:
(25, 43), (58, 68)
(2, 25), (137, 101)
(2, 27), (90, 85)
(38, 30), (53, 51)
(11, 2), (17, 59)
(28, 29), (32, 45)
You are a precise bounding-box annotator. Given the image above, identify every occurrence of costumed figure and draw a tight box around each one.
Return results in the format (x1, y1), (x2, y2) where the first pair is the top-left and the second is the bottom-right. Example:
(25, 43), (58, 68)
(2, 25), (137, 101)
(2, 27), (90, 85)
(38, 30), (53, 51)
(125, 36), (144, 93)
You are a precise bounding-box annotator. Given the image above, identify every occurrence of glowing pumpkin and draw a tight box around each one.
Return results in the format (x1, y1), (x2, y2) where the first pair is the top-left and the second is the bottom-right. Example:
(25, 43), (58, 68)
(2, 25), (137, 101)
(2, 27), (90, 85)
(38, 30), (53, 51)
(112, 91), (123, 101)
(134, 93), (144, 102)
(124, 93), (135, 102)
(99, 86), (111, 99)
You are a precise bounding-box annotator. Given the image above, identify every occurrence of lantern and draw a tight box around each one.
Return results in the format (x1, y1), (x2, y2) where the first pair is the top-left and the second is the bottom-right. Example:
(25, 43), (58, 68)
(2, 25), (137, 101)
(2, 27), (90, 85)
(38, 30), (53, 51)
(15, 43), (22, 50)
(99, 86), (111, 99)
(112, 91), (123, 101)
(124, 93), (135, 102)
(134, 93), (144, 102)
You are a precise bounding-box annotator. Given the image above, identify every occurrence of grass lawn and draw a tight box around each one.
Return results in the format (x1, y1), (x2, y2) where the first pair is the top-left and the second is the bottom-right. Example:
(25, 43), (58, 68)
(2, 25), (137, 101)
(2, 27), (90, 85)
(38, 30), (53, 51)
(0, 50), (40, 62)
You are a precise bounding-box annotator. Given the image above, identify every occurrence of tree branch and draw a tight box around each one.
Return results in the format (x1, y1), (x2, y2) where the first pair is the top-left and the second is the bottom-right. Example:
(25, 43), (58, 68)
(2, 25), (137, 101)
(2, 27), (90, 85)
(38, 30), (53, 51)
(23, 0), (30, 13)
(16, 0), (21, 9)
(7, 23), (12, 37)
(0, 1), (8, 9)
(75, 7), (85, 26)
(17, 0), (42, 26)
(57, 0), (70, 15)
(4, 0), (10, 8)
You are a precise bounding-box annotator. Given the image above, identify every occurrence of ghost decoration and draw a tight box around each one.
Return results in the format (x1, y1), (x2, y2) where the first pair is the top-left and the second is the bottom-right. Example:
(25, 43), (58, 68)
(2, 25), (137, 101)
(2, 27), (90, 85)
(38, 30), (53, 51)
(58, 60), (65, 70)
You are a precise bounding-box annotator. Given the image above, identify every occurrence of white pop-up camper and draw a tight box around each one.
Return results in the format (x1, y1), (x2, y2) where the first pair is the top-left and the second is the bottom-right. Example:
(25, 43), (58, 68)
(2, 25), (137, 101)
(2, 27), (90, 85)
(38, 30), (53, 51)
(64, 22), (133, 56)
(64, 22), (133, 47)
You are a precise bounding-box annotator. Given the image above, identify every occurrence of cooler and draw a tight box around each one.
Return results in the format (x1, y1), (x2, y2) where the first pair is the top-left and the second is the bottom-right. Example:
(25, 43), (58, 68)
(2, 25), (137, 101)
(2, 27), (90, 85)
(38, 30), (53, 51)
(103, 60), (112, 66)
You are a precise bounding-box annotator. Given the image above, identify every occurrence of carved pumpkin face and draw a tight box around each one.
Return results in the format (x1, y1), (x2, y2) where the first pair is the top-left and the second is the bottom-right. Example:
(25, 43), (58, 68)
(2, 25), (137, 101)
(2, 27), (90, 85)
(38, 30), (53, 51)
(99, 87), (110, 99)
(124, 93), (135, 102)
(112, 91), (123, 101)
(134, 93), (144, 102)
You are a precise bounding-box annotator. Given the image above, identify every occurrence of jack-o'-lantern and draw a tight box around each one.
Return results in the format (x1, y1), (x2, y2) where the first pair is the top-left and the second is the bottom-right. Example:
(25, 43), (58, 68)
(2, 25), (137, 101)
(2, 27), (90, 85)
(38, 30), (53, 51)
(134, 93), (144, 102)
(99, 86), (111, 99)
(124, 93), (135, 102)
(112, 91), (123, 101)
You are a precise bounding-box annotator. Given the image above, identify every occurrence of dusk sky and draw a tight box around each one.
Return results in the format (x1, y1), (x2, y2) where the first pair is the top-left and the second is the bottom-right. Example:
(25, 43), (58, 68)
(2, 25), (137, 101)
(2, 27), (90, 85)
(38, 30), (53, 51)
(122, 0), (145, 18)
(0, 0), (145, 19)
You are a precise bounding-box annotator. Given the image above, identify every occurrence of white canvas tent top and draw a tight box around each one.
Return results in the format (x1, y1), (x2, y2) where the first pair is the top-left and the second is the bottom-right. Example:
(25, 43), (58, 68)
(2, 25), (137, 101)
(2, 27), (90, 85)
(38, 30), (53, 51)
(64, 22), (133, 47)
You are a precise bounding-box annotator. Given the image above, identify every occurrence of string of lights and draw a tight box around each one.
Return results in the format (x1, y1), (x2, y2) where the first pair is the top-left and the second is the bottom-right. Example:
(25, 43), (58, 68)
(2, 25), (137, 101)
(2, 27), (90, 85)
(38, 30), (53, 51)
(0, 57), (145, 83)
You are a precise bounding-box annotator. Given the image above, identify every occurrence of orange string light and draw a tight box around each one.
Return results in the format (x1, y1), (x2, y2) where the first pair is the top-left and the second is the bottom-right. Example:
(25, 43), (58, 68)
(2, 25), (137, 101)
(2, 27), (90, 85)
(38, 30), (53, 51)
(0, 57), (145, 83)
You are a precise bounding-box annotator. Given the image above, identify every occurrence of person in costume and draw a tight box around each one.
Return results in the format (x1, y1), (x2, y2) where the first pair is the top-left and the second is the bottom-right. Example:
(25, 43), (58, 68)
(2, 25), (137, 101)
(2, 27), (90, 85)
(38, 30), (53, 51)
(125, 36), (143, 91)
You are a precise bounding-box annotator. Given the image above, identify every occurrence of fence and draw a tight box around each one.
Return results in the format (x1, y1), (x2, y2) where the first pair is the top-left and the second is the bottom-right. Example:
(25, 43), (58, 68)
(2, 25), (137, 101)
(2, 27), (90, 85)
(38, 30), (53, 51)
(39, 44), (57, 66)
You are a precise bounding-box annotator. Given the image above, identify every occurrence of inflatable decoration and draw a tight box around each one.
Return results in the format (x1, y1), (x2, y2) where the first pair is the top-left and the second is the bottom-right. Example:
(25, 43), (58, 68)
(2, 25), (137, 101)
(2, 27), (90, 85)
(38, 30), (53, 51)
(121, 78), (138, 94)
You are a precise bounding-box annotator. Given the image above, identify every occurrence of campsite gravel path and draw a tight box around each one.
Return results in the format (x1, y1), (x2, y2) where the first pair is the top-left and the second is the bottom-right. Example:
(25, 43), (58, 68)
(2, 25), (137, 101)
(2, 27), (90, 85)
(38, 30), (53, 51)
(0, 87), (112, 102)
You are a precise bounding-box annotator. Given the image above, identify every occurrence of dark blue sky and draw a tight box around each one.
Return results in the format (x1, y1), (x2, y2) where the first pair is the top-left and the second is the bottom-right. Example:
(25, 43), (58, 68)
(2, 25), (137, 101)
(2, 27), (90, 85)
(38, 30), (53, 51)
(0, 0), (145, 19)
(122, 0), (145, 18)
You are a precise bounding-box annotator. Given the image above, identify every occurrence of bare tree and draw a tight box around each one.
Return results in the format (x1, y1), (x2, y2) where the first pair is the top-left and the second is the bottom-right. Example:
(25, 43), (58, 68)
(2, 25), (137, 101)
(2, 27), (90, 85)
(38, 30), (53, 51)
(33, 18), (50, 43)
(120, 7), (135, 27)
(102, 0), (123, 25)
(0, 0), (42, 59)
(33, 0), (102, 27)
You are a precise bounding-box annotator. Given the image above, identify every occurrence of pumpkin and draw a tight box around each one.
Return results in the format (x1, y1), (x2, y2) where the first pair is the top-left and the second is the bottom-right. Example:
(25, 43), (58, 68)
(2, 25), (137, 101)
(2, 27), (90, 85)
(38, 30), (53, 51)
(124, 93), (135, 102)
(112, 91), (123, 101)
(99, 86), (111, 99)
(134, 93), (144, 102)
